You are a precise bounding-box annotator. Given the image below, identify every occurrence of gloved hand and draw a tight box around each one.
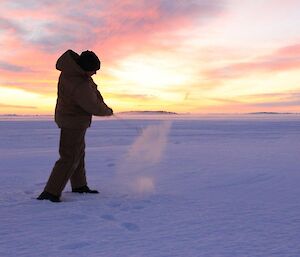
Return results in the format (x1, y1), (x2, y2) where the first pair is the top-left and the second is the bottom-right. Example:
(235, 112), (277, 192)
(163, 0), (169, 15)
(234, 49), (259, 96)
(106, 107), (113, 116)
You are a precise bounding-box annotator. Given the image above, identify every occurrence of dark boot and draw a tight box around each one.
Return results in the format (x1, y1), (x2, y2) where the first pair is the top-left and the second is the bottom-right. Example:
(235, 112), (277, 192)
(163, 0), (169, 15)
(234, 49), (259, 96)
(37, 191), (61, 202)
(72, 185), (99, 194)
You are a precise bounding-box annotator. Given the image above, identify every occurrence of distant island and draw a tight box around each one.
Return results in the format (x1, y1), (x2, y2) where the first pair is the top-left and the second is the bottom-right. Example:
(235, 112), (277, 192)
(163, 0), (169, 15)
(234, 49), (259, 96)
(248, 112), (297, 115)
(118, 111), (178, 115)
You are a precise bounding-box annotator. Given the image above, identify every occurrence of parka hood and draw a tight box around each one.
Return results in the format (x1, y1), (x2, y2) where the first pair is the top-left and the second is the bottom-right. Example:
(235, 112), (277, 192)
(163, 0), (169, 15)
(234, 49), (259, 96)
(56, 50), (85, 75)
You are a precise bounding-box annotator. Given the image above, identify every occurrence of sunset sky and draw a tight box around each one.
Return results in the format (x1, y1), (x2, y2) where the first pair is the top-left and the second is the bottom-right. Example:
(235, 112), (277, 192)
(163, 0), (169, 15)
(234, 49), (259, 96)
(1, 0), (300, 114)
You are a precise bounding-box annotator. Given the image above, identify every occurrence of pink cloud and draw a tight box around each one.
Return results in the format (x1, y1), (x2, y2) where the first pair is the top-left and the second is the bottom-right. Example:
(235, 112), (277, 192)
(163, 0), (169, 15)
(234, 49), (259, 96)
(1, 0), (225, 54)
(275, 44), (300, 56)
(205, 44), (300, 79)
(0, 0), (225, 96)
(199, 91), (300, 113)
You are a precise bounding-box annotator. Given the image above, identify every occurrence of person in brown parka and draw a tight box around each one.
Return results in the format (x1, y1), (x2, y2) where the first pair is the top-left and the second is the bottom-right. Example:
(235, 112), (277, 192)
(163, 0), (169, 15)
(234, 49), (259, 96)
(37, 49), (113, 202)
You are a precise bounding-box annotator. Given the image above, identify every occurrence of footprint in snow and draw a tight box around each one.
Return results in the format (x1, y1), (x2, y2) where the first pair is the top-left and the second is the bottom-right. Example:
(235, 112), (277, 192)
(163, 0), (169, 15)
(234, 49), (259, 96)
(107, 202), (122, 208)
(100, 214), (139, 232)
(121, 222), (140, 232)
(35, 182), (46, 186)
(101, 214), (116, 221)
(132, 205), (145, 210)
(24, 190), (34, 195)
(60, 241), (90, 250)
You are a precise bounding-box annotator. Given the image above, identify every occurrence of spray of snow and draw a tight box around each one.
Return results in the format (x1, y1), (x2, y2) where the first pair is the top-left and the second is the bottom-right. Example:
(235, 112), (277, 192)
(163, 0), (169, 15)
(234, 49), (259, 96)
(116, 120), (172, 194)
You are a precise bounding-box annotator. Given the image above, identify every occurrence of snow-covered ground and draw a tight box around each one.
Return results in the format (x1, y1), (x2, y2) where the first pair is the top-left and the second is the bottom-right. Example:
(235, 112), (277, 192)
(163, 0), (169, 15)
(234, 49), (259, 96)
(1, 114), (300, 257)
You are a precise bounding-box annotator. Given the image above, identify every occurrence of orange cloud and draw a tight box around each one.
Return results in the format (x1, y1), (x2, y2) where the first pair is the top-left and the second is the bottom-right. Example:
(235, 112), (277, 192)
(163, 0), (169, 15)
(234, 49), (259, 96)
(0, 103), (36, 109)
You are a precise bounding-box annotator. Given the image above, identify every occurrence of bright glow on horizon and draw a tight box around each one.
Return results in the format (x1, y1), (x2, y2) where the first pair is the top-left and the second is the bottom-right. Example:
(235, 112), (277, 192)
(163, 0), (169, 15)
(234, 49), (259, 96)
(0, 86), (55, 114)
(111, 55), (189, 90)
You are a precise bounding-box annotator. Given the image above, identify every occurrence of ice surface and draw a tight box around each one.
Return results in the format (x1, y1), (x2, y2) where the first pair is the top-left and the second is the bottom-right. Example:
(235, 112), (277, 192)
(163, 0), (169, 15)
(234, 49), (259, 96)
(0, 114), (300, 257)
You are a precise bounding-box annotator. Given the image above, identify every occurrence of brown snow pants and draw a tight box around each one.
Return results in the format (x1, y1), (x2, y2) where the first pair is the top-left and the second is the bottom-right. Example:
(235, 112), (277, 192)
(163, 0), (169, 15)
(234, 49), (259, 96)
(44, 128), (87, 196)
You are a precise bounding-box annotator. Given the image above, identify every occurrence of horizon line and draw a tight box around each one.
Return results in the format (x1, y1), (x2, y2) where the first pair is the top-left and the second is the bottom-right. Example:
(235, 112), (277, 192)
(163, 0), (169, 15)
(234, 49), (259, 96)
(1, 111), (300, 116)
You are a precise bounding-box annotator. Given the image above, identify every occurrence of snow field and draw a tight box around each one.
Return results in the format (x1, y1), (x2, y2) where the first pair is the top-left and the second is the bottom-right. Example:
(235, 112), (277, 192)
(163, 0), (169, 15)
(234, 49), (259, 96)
(0, 115), (300, 256)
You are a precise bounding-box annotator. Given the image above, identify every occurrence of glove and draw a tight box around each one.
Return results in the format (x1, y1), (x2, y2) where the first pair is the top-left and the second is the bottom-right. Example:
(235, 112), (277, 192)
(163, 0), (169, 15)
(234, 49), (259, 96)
(106, 107), (113, 116)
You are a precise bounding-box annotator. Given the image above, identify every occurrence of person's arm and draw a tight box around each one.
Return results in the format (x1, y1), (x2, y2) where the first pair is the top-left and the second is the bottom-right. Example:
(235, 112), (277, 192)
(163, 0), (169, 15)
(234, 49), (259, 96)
(73, 81), (113, 116)
(94, 90), (113, 116)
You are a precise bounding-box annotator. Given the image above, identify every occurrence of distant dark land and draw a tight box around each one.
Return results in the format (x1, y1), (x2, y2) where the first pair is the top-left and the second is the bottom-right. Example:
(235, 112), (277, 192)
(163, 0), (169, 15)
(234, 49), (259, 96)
(118, 111), (178, 115)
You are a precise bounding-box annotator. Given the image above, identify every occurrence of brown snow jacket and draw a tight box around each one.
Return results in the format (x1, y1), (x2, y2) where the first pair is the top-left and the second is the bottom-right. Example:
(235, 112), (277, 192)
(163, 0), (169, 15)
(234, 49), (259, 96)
(54, 50), (113, 129)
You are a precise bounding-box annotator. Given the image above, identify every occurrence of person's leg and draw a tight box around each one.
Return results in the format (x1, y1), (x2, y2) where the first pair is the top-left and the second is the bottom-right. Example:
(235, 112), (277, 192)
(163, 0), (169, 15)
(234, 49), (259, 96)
(70, 141), (99, 194)
(70, 142), (87, 189)
(43, 128), (86, 196)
